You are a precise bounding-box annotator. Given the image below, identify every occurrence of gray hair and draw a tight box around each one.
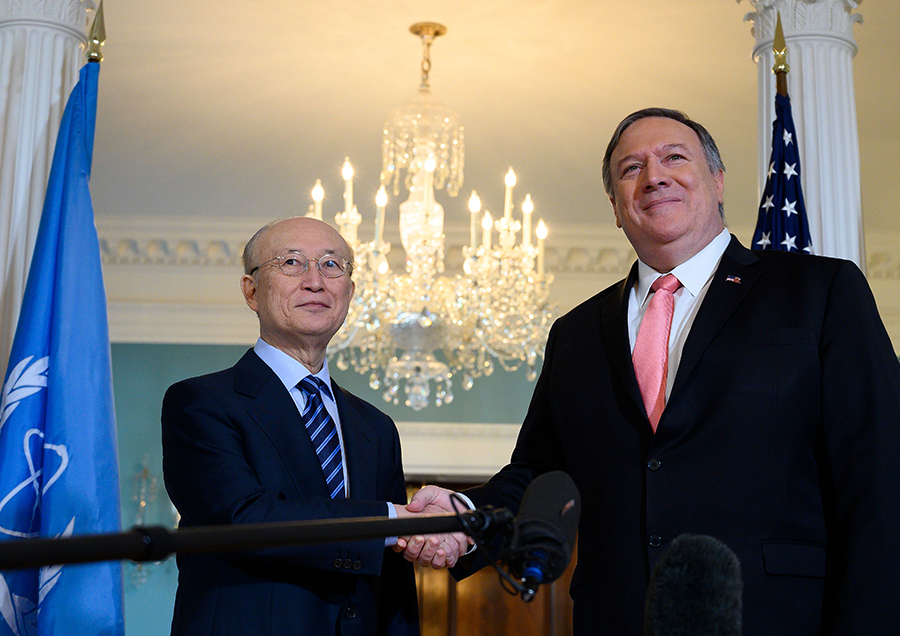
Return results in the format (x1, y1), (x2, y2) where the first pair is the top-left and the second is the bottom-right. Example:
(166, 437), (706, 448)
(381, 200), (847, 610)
(601, 108), (726, 220)
(241, 217), (356, 277)
(242, 220), (280, 275)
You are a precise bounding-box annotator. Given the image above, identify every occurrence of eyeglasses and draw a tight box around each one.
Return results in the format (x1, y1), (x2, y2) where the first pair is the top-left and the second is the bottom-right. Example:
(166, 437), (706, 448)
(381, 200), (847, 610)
(249, 251), (352, 278)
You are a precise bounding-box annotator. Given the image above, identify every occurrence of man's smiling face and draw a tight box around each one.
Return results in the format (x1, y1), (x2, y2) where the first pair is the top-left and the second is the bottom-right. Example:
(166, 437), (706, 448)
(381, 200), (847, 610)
(608, 116), (725, 270)
(241, 217), (355, 356)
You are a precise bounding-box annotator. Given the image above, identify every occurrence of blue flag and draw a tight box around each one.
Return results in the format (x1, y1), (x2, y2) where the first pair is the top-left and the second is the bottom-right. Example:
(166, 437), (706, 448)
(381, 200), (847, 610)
(751, 92), (813, 254)
(0, 62), (124, 636)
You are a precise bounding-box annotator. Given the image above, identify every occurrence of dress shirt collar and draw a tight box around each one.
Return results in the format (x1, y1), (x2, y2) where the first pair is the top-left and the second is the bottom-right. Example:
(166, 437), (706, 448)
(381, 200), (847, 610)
(253, 338), (333, 401)
(635, 228), (731, 306)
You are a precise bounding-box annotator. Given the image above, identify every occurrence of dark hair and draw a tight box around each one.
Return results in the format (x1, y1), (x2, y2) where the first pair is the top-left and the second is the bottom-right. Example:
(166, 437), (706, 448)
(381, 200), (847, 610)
(601, 108), (726, 220)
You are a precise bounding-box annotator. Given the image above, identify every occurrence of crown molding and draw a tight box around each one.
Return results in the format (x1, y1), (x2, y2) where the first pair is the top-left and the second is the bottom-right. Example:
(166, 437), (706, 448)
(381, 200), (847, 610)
(96, 216), (900, 352)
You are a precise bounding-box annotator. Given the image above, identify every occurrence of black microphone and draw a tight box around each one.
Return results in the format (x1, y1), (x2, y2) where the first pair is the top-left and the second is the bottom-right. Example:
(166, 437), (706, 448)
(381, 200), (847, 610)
(504, 471), (581, 602)
(644, 534), (743, 636)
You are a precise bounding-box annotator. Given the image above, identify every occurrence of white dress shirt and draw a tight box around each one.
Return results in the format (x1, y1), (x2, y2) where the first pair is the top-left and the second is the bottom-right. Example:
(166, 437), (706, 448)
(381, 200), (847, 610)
(253, 338), (349, 496)
(456, 231), (732, 523)
(253, 339), (399, 532)
(627, 229), (731, 400)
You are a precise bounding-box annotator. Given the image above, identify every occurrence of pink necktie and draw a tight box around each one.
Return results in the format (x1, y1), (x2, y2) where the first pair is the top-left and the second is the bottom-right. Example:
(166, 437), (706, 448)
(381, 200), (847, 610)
(633, 274), (682, 432)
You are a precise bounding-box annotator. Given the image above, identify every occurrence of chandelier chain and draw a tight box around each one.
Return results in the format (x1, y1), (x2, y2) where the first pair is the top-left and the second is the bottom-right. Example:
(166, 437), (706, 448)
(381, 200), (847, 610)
(420, 36), (433, 89)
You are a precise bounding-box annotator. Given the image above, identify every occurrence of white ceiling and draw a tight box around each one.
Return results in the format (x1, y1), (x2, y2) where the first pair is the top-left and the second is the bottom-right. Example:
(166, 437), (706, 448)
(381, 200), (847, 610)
(89, 0), (900, 241)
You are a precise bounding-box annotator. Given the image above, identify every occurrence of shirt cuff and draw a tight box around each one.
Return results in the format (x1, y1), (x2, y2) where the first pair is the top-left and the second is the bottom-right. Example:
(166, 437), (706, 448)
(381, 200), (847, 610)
(454, 492), (476, 512)
(451, 492), (478, 555)
(385, 501), (398, 547)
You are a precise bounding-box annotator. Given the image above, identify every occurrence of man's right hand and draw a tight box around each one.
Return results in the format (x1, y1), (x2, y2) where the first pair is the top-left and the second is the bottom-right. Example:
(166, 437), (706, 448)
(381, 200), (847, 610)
(392, 486), (473, 569)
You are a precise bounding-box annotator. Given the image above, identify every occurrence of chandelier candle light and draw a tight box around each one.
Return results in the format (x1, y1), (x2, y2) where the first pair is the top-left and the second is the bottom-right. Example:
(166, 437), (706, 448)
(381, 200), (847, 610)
(308, 22), (556, 410)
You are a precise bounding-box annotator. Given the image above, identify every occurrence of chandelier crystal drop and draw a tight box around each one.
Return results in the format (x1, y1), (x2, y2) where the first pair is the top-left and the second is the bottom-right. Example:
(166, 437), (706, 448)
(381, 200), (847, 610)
(315, 22), (556, 410)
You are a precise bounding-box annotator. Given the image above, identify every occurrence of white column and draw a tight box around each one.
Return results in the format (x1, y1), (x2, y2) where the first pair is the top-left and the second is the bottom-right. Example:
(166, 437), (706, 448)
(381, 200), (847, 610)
(741, 0), (864, 268)
(0, 0), (93, 377)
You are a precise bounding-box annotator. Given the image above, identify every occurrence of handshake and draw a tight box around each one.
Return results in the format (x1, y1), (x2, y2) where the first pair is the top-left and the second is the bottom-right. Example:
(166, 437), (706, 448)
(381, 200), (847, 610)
(392, 485), (475, 569)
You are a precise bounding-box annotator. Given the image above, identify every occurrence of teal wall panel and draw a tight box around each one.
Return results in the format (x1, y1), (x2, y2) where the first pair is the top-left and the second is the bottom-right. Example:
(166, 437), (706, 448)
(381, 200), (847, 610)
(113, 343), (248, 636)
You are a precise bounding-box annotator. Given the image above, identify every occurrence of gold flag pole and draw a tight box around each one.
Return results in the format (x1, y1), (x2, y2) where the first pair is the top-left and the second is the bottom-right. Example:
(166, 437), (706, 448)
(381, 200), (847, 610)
(773, 11), (789, 97)
(86, 0), (106, 63)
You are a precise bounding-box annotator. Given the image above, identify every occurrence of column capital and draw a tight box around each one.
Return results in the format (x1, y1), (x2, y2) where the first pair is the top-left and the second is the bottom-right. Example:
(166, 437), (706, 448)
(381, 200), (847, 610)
(740, 0), (863, 44)
(0, 0), (97, 36)
(741, 0), (866, 267)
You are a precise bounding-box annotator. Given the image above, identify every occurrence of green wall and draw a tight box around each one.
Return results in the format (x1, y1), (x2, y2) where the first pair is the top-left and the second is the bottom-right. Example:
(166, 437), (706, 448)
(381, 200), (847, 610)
(111, 342), (536, 635)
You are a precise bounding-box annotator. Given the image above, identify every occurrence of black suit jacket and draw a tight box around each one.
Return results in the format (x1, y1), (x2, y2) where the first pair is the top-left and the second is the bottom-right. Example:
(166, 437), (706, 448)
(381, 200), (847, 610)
(161, 349), (418, 636)
(463, 236), (900, 635)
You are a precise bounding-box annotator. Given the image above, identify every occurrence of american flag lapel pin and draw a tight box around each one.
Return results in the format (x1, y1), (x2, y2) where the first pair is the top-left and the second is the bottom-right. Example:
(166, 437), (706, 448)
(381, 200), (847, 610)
(726, 275), (741, 284)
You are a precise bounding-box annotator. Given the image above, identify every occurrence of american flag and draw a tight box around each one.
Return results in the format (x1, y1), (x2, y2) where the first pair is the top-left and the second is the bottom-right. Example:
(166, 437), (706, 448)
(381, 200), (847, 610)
(751, 92), (813, 254)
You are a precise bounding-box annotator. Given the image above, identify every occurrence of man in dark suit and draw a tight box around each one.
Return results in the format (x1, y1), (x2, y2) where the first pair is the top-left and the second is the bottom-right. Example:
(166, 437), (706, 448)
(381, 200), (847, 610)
(162, 217), (458, 635)
(399, 108), (900, 635)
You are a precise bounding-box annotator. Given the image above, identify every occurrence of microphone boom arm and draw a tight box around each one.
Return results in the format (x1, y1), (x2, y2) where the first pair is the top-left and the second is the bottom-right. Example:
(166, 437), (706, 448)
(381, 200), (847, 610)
(0, 510), (498, 571)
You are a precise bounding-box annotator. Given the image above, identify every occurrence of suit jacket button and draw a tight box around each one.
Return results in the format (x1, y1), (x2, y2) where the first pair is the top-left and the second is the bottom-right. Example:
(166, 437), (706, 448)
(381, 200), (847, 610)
(333, 558), (343, 569)
(345, 607), (357, 620)
(649, 535), (662, 548)
(647, 458), (661, 471)
(343, 559), (353, 570)
(353, 560), (362, 571)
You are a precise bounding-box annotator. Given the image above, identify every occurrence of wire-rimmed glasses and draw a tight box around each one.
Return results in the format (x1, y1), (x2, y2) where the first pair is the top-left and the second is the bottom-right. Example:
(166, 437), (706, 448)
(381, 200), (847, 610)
(249, 251), (352, 278)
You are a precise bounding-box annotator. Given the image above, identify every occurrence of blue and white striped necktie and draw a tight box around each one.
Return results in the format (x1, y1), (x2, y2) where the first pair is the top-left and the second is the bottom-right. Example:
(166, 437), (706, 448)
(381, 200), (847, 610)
(297, 376), (345, 499)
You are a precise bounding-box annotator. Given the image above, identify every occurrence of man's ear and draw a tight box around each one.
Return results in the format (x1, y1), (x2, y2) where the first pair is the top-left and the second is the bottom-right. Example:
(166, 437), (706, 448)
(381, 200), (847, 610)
(714, 168), (725, 204)
(240, 274), (259, 313)
(610, 196), (623, 228)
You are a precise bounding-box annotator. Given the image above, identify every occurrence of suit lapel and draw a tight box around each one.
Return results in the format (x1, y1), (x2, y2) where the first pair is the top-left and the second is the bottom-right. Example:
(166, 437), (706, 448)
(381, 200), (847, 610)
(234, 350), (330, 497)
(670, 236), (760, 397)
(610, 237), (761, 426)
(332, 383), (377, 500)
(601, 262), (646, 413)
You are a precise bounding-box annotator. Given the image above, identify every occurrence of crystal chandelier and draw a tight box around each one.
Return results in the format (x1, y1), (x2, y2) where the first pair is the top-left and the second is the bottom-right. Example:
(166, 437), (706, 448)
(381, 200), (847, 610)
(312, 22), (555, 410)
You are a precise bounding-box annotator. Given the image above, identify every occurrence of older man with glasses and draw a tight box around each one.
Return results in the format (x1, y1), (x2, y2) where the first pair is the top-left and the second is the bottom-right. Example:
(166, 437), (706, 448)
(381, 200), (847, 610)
(161, 216), (462, 636)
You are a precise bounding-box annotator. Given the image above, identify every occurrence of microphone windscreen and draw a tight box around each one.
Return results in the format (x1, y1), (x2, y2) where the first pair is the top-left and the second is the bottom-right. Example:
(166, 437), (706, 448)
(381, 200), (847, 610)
(509, 471), (581, 581)
(644, 533), (743, 636)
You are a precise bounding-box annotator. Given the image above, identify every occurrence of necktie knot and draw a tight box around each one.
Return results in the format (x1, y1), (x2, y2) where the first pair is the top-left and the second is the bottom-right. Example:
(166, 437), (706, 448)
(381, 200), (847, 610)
(652, 273), (682, 295)
(299, 375), (331, 400)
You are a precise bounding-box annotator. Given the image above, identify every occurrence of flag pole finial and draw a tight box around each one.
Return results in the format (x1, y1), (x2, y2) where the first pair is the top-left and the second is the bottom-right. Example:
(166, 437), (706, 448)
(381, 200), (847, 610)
(86, 0), (106, 63)
(773, 11), (789, 96)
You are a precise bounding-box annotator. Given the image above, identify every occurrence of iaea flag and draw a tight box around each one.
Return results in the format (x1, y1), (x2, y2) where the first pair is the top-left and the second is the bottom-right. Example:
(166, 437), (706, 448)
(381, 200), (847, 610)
(0, 62), (124, 636)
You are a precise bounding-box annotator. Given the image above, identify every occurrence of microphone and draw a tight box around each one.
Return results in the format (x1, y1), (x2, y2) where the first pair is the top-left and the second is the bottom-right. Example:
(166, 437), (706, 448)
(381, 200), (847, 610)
(644, 533), (743, 636)
(503, 471), (580, 602)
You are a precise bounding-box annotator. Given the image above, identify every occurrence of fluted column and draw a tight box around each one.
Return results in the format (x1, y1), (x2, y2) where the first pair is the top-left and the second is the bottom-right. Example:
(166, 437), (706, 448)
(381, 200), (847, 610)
(741, 0), (864, 268)
(0, 0), (93, 376)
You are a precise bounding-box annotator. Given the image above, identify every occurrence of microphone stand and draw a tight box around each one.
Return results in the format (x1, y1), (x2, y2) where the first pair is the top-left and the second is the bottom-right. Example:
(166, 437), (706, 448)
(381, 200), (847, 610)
(0, 510), (501, 571)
